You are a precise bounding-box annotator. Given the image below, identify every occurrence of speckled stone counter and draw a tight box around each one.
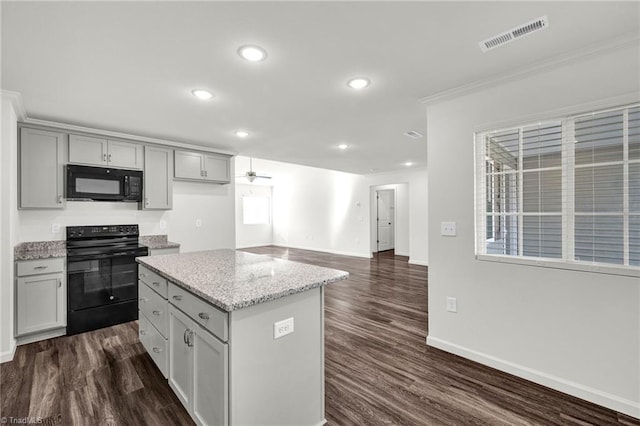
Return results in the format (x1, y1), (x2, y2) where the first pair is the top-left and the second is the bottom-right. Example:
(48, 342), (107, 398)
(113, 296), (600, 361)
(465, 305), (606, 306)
(14, 240), (66, 261)
(136, 249), (348, 311)
(139, 235), (180, 250)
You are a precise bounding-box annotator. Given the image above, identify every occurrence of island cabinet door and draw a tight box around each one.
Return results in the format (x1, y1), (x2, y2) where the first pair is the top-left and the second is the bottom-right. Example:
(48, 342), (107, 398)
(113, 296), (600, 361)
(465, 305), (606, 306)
(169, 306), (194, 412)
(193, 325), (228, 426)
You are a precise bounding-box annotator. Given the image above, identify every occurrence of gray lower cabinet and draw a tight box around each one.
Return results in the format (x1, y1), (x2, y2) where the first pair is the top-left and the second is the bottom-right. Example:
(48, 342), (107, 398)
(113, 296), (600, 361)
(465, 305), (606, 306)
(139, 263), (170, 378)
(68, 134), (143, 169)
(19, 127), (65, 209)
(143, 146), (173, 210)
(15, 258), (66, 336)
(169, 305), (228, 426)
(174, 150), (231, 183)
(148, 247), (180, 256)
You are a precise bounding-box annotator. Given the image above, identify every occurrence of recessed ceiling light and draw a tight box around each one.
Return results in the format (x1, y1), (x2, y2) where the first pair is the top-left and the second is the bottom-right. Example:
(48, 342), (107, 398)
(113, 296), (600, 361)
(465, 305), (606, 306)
(338, 144), (348, 150)
(238, 45), (267, 62)
(404, 130), (423, 139)
(405, 162), (413, 167)
(235, 130), (249, 138)
(191, 89), (213, 100)
(347, 77), (370, 90)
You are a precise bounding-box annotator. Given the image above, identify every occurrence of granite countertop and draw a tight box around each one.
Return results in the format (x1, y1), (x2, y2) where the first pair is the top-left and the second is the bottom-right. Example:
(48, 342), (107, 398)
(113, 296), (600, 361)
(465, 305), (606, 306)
(139, 235), (180, 250)
(14, 240), (66, 261)
(136, 249), (349, 312)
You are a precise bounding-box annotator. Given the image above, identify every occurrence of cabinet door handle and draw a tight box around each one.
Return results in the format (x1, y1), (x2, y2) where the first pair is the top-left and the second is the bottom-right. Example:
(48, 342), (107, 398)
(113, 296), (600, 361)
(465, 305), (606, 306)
(172, 295), (183, 301)
(144, 197), (149, 207)
(140, 330), (146, 335)
(103, 153), (107, 162)
(139, 297), (148, 303)
(183, 328), (190, 344)
(34, 266), (48, 270)
(152, 281), (160, 287)
(108, 153), (112, 162)
(187, 330), (194, 347)
(58, 195), (63, 204)
(205, 170), (208, 177)
(152, 347), (162, 353)
(198, 312), (210, 320)
(58, 278), (62, 288)
(152, 310), (162, 316)
(139, 273), (146, 278)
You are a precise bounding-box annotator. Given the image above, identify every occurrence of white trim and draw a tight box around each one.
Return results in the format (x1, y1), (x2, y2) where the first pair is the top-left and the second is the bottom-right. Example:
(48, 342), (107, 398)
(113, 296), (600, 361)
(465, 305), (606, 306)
(276, 244), (372, 259)
(420, 33), (639, 105)
(0, 90), (27, 121)
(473, 93), (639, 134)
(408, 259), (428, 267)
(426, 335), (640, 419)
(476, 254), (640, 278)
(394, 251), (410, 257)
(235, 243), (275, 249)
(0, 340), (16, 363)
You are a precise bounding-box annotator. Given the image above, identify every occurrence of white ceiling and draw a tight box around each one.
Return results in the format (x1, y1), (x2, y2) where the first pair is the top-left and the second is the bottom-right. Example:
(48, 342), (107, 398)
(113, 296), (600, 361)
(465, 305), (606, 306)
(2, 1), (638, 174)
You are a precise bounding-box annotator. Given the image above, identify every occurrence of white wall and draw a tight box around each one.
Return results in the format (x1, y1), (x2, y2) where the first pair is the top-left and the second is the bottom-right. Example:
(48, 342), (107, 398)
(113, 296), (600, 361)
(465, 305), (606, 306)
(1, 96), (19, 362)
(235, 183), (273, 248)
(17, 179), (235, 253)
(426, 45), (639, 417)
(234, 156), (428, 263)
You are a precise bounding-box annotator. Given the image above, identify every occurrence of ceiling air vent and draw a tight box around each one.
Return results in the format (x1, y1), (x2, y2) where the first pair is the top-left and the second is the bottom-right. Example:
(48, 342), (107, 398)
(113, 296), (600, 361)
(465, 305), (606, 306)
(479, 15), (549, 52)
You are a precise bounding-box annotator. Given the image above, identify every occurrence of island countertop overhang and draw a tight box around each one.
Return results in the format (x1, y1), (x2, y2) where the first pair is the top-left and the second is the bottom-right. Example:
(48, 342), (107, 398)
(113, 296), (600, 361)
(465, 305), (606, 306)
(135, 249), (349, 312)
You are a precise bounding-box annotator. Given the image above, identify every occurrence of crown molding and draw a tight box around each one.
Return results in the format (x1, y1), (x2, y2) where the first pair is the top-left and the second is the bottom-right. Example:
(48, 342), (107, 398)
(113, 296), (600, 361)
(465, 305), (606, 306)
(420, 32), (640, 106)
(1, 90), (27, 121)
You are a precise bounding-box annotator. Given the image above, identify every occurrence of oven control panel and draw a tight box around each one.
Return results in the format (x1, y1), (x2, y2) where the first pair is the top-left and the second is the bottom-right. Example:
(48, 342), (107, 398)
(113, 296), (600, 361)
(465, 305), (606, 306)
(66, 224), (139, 239)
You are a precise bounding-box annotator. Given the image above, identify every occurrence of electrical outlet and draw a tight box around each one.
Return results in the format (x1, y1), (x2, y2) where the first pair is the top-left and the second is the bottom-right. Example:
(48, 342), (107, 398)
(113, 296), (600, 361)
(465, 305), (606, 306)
(446, 297), (458, 313)
(51, 223), (61, 233)
(195, 219), (202, 228)
(159, 220), (167, 230)
(274, 317), (294, 339)
(441, 221), (457, 236)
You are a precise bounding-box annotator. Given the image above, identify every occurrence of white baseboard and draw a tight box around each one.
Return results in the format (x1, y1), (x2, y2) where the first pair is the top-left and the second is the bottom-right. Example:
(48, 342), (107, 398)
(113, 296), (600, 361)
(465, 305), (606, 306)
(394, 251), (410, 257)
(16, 327), (65, 346)
(409, 258), (428, 266)
(0, 339), (16, 363)
(236, 243), (275, 249)
(426, 335), (640, 419)
(276, 244), (372, 259)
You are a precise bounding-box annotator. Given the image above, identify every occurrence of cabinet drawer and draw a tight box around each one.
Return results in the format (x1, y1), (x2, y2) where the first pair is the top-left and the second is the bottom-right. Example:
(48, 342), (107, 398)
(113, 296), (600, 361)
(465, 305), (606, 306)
(139, 283), (168, 338)
(168, 282), (228, 342)
(138, 265), (168, 298)
(16, 258), (65, 276)
(139, 313), (168, 378)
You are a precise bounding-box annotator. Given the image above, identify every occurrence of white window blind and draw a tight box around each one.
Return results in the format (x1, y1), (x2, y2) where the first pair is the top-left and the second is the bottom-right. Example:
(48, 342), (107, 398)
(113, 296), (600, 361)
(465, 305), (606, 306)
(475, 104), (640, 275)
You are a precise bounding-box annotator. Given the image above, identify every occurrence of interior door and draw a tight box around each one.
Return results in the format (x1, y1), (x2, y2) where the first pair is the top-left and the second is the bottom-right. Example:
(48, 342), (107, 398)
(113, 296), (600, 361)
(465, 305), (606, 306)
(376, 190), (394, 252)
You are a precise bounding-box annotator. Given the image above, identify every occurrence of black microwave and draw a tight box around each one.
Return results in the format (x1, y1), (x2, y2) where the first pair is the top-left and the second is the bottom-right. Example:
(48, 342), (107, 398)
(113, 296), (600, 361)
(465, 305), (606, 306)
(66, 165), (143, 202)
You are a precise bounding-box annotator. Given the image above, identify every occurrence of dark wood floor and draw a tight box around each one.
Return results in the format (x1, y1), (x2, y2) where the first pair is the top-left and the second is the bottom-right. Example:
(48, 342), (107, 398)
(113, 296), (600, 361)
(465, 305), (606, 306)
(1, 246), (637, 425)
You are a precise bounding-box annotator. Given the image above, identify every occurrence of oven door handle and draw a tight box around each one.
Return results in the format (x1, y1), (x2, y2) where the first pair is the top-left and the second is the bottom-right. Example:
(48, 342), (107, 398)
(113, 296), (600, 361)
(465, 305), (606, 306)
(67, 250), (148, 261)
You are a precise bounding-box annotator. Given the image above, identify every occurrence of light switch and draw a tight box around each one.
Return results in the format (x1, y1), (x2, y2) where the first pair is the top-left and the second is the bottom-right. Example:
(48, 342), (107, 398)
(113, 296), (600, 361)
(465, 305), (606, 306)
(446, 297), (457, 313)
(441, 221), (457, 236)
(51, 223), (61, 233)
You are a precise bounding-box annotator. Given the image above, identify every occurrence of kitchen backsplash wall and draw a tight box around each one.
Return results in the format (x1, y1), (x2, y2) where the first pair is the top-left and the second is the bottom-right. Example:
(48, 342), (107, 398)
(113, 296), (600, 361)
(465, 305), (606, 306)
(17, 180), (235, 252)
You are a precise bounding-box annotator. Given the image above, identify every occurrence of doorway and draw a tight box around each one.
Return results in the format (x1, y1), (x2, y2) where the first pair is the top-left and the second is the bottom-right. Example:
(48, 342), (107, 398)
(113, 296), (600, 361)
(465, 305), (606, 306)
(375, 189), (395, 253)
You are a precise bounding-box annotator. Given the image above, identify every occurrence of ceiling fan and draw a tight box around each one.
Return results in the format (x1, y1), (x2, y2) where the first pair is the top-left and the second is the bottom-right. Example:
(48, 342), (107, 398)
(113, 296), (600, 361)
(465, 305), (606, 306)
(237, 158), (271, 183)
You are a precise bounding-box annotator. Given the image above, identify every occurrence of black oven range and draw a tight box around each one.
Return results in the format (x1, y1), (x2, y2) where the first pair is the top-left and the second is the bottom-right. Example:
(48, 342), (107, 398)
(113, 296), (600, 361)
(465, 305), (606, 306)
(66, 224), (148, 335)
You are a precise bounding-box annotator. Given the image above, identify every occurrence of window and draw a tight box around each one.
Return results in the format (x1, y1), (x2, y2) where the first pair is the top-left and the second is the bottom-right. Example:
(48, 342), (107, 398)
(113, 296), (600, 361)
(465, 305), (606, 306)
(475, 104), (640, 275)
(242, 196), (271, 225)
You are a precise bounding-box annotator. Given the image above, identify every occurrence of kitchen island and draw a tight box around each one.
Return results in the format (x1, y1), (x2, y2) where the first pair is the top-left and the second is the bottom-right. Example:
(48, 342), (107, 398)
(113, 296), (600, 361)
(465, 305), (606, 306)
(136, 249), (348, 426)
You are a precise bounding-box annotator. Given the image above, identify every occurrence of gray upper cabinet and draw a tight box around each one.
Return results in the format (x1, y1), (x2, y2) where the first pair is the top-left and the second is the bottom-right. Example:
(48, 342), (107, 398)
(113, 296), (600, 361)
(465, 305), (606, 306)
(144, 146), (173, 210)
(174, 150), (230, 183)
(19, 128), (65, 209)
(69, 134), (143, 169)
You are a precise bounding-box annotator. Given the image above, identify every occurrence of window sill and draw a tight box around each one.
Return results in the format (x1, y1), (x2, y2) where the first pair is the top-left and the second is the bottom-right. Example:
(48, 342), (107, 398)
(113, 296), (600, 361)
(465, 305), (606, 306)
(476, 254), (640, 278)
